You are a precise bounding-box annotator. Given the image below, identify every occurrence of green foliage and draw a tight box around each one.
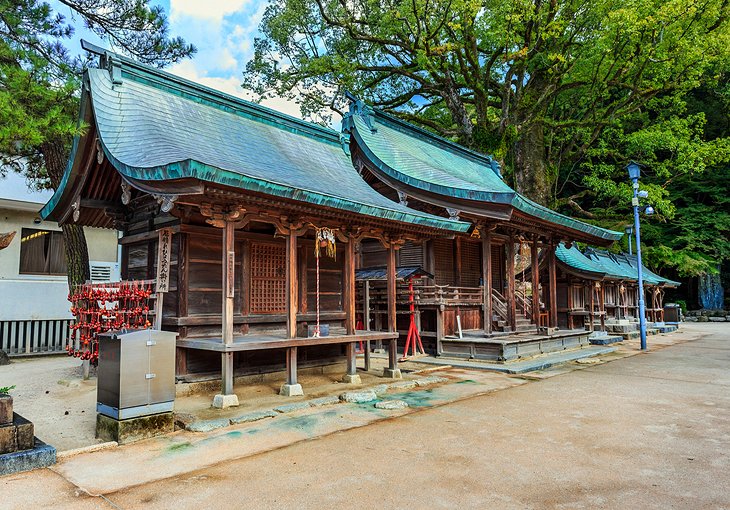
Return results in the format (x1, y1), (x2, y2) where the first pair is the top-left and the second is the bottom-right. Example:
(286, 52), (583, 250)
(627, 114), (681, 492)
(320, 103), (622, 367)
(0, 385), (15, 394)
(0, 0), (196, 187)
(244, 0), (730, 204)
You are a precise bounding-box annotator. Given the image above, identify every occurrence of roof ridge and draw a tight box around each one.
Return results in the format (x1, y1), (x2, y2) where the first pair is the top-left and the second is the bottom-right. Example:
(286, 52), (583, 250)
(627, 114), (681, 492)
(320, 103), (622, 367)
(369, 109), (502, 174)
(85, 41), (340, 144)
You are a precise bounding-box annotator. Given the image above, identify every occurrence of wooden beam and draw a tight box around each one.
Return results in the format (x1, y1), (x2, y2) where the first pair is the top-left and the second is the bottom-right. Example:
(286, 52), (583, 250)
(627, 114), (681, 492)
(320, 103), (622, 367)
(506, 235), (516, 331)
(286, 228), (298, 339)
(344, 237), (356, 335)
(548, 242), (558, 328)
(482, 231), (493, 336)
(531, 239), (540, 326)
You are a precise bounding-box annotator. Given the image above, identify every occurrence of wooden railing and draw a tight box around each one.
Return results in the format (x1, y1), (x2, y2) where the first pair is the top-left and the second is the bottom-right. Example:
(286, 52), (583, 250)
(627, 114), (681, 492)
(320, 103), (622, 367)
(491, 289), (509, 323)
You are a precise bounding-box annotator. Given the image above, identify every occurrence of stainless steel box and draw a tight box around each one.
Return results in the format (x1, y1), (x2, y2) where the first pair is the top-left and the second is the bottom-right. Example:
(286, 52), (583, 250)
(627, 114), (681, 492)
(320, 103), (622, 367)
(96, 329), (177, 420)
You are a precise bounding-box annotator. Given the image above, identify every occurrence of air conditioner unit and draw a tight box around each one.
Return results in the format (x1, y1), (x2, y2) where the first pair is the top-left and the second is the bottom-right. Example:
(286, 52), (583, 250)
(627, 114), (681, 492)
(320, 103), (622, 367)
(90, 261), (120, 283)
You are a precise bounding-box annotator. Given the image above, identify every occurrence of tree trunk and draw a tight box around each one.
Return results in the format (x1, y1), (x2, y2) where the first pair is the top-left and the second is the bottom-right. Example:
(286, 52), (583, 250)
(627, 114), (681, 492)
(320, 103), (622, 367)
(513, 121), (551, 206)
(41, 140), (91, 290)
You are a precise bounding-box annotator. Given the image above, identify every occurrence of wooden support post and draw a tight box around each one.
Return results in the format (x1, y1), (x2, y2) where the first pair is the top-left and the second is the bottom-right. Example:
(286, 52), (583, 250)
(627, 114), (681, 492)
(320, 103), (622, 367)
(364, 341), (371, 372)
(482, 231), (493, 337)
(599, 283), (606, 331)
(531, 239), (540, 327)
(567, 282), (574, 330)
(506, 236), (516, 332)
(214, 220), (238, 408)
(454, 237), (463, 286)
(589, 282), (595, 331)
(285, 229), (298, 340)
(548, 242), (558, 328)
(286, 347), (297, 385)
(363, 281), (371, 331)
(344, 237), (356, 335)
(343, 341), (361, 383)
(384, 243), (401, 378)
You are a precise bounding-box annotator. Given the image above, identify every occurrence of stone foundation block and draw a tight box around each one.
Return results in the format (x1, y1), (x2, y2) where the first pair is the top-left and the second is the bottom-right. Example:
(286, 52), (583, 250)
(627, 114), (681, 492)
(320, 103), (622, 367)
(342, 374), (362, 384)
(96, 412), (174, 444)
(0, 423), (17, 455)
(14, 413), (34, 451)
(0, 439), (56, 476)
(213, 394), (240, 409)
(382, 368), (402, 379)
(279, 383), (304, 397)
(0, 394), (12, 426)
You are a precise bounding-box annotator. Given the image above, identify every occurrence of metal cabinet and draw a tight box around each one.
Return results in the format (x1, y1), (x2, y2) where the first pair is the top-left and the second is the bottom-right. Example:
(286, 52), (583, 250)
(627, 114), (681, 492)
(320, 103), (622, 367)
(97, 329), (177, 420)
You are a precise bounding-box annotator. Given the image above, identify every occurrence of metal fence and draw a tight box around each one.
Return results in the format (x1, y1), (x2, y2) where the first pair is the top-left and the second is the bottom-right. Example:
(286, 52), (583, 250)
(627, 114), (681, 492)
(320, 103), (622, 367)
(0, 319), (75, 356)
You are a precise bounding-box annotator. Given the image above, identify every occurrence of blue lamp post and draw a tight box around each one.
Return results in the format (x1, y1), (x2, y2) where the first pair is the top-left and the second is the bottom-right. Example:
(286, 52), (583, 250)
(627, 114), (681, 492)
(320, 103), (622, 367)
(627, 161), (648, 350)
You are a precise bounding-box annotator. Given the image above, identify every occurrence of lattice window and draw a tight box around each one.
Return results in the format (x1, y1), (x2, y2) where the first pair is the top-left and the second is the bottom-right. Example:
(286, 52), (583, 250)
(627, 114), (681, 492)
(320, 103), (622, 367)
(433, 239), (454, 285)
(460, 240), (481, 287)
(250, 242), (287, 314)
(398, 241), (424, 267)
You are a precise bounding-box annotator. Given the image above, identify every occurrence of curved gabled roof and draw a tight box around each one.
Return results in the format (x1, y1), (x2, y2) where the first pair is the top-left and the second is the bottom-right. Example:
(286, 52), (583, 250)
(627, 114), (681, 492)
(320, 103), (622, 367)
(41, 53), (469, 234)
(582, 248), (680, 287)
(555, 243), (608, 277)
(343, 105), (623, 244)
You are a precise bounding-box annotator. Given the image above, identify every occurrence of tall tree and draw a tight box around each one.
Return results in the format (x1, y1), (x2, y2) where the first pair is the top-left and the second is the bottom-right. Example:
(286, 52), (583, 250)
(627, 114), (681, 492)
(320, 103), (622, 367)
(0, 0), (194, 288)
(243, 0), (729, 205)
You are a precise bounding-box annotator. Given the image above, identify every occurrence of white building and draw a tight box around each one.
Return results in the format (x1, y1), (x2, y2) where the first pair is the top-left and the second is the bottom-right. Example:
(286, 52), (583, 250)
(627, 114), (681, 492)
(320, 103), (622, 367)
(0, 172), (120, 355)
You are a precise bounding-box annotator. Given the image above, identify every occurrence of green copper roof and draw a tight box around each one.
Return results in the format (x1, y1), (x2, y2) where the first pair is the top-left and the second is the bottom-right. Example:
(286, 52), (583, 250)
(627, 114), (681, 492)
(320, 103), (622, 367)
(343, 105), (622, 242)
(555, 243), (608, 276)
(42, 54), (469, 233)
(581, 249), (680, 286)
(347, 110), (514, 203)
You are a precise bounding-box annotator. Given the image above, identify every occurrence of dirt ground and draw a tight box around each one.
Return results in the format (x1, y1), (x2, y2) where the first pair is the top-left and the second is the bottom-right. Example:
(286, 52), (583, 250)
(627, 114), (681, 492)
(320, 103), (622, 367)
(0, 325), (698, 452)
(2, 323), (728, 509)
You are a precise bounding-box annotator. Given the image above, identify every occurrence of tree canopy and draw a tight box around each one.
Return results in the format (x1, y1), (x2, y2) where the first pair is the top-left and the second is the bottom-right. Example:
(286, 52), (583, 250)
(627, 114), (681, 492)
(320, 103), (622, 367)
(244, 0), (730, 278)
(0, 0), (195, 287)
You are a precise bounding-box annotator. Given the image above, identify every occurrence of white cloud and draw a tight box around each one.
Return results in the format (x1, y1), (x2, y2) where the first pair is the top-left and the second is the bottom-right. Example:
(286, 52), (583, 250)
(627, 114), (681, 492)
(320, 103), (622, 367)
(167, 60), (304, 120)
(169, 0), (251, 21)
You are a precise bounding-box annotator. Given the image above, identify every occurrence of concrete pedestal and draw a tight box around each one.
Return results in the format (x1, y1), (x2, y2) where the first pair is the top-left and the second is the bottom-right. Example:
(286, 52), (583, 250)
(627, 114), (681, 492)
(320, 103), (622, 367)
(279, 383), (304, 397)
(382, 368), (402, 379)
(0, 439), (56, 476)
(96, 412), (174, 444)
(213, 394), (240, 409)
(342, 374), (362, 384)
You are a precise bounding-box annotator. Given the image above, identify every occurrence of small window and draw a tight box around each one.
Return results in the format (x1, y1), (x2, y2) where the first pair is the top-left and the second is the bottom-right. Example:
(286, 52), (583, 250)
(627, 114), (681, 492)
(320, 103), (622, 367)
(19, 228), (67, 275)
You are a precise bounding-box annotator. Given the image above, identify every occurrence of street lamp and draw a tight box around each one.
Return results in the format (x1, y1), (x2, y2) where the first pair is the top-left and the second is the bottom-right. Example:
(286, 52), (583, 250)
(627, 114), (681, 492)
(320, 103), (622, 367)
(624, 225), (633, 255)
(627, 161), (648, 351)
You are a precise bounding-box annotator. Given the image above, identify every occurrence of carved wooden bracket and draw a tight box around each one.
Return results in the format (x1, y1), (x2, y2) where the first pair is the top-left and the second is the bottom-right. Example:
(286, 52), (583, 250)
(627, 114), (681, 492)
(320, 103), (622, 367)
(200, 202), (246, 228)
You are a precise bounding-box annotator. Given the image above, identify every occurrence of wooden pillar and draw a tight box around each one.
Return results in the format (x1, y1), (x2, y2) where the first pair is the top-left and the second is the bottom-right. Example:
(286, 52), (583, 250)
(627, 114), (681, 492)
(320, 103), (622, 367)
(531, 239), (540, 326)
(548, 242), (558, 328)
(384, 243), (401, 378)
(506, 236), (516, 332)
(281, 228), (304, 396)
(220, 220), (235, 399)
(599, 282), (606, 331)
(285, 229), (298, 339)
(454, 237), (463, 286)
(363, 281), (371, 331)
(589, 282), (595, 331)
(567, 281), (574, 329)
(286, 346), (298, 385)
(481, 231), (493, 336)
(344, 238), (356, 335)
